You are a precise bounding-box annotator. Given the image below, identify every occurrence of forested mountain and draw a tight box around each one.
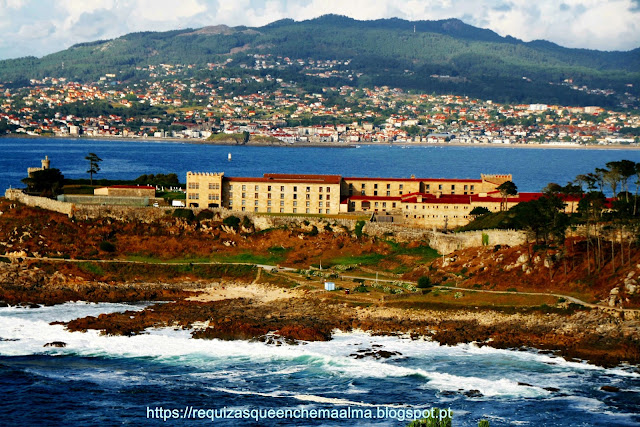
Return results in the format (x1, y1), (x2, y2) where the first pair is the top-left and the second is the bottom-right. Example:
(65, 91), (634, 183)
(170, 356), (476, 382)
(0, 15), (638, 107)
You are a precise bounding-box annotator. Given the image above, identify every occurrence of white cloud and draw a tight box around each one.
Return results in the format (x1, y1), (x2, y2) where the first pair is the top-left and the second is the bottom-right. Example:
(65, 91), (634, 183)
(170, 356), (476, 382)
(0, 0), (638, 60)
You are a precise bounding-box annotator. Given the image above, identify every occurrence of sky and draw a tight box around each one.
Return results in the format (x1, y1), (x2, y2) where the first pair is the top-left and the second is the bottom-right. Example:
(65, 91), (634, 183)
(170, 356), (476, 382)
(0, 0), (638, 60)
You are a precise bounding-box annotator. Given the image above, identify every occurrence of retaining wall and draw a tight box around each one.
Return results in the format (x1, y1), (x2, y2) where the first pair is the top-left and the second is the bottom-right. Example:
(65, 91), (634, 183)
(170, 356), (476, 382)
(4, 189), (73, 216)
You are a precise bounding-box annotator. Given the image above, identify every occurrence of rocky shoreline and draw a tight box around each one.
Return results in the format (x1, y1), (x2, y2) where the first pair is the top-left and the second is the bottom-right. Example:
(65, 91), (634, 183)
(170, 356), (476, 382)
(2, 259), (637, 369)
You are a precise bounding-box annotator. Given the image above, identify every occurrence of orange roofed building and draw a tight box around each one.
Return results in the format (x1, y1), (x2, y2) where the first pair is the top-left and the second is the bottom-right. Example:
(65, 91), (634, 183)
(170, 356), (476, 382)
(183, 171), (581, 229)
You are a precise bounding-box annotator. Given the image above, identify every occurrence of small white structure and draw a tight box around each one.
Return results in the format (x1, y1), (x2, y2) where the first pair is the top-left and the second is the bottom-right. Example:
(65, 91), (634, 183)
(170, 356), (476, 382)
(324, 281), (336, 291)
(172, 200), (186, 207)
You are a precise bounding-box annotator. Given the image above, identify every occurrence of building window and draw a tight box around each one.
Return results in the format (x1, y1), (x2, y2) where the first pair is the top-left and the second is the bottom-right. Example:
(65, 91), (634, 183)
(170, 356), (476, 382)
(267, 185), (272, 191)
(293, 194), (297, 199)
(306, 201), (310, 207)
(361, 183), (365, 189)
(326, 209), (330, 214)
(188, 182), (199, 189)
(326, 195), (330, 200)
(267, 200), (272, 206)
(293, 186), (297, 192)
(438, 184), (442, 190)
(306, 186), (310, 192)
(255, 185), (259, 191)
(293, 201), (297, 207)
(254, 207), (258, 212)
(241, 207), (245, 211)
(374, 191), (378, 196)
(327, 202), (330, 207)
(280, 193), (285, 199)
(241, 200), (246, 206)
(280, 186), (285, 191)
(280, 208), (284, 213)
(392, 202), (396, 208)
(293, 208), (297, 213)
(386, 191), (390, 196)
(319, 187), (323, 192)
(280, 200), (284, 206)
(267, 193), (271, 199)
(188, 193), (199, 200)
(241, 192), (246, 198)
(326, 187), (330, 192)
(306, 194), (310, 200)
(208, 183), (219, 190)
(267, 207), (271, 213)
(374, 202), (378, 207)
(382, 202), (386, 208)
(386, 184), (390, 189)
(471, 185), (475, 191)
(451, 185), (455, 191)
(319, 194), (323, 200)
(318, 209), (322, 214)
(306, 208), (310, 213)
(319, 202), (323, 207)
(254, 193), (258, 199)
(425, 184), (430, 190)
(374, 184), (378, 189)
(400, 184), (404, 190)
(361, 190), (365, 195)
(242, 185), (246, 191)
(254, 200), (258, 206)
(229, 185), (233, 191)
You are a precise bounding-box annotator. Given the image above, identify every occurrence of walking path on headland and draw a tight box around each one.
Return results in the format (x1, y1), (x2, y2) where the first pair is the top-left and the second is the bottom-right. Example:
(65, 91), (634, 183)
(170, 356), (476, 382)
(14, 255), (640, 314)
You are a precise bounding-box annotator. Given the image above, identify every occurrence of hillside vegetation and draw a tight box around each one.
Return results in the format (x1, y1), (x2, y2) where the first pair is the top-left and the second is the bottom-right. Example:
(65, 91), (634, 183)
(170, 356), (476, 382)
(0, 15), (637, 107)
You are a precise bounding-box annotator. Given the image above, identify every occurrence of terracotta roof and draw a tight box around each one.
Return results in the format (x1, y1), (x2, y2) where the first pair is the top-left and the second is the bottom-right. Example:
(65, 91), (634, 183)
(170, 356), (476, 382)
(344, 177), (482, 183)
(226, 173), (341, 185)
(106, 185), (155, 189)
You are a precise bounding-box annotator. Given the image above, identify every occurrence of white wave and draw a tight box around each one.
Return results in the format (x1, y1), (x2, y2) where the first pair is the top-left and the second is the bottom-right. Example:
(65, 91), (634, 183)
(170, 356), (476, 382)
(208, 387), (407, 408)
(1, 305), (637, 401)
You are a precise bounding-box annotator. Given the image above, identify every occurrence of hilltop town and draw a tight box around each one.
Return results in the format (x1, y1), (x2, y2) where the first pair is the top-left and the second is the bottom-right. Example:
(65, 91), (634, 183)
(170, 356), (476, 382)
(1, 55), (638, 146)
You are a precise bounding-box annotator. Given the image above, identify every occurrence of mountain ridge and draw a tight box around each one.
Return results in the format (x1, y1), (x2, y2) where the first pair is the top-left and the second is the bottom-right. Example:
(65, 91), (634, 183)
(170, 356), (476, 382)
(0, 14), (637, 108)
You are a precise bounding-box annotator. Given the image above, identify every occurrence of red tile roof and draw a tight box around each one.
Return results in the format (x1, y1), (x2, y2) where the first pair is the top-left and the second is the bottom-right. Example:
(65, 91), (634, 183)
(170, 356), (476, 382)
(226, 173), (341, 185)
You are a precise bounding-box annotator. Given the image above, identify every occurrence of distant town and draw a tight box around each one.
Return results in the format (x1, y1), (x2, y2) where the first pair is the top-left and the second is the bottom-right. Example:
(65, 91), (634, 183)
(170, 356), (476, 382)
(1, 54), (638, 146)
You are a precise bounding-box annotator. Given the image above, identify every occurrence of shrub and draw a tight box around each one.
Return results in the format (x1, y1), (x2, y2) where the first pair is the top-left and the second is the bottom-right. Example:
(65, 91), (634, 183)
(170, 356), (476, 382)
(99, 241), (116, 253)
(196, 209), (215, 221)
(241, 216), (253, 229)
(223, 215), (241, 228)
(417, 276), (433, 289)
(307, 225), (319, 236)
(354, 220), (366, 238)
(173, 209), (195, 221)
(324, 223), (333, 232)
(353, 284), (368, 293)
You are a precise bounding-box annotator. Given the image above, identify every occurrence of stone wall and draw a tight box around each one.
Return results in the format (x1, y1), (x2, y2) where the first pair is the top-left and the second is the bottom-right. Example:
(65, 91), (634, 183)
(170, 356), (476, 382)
(4, 189), (73, 216)
(363, 222), (526, 254)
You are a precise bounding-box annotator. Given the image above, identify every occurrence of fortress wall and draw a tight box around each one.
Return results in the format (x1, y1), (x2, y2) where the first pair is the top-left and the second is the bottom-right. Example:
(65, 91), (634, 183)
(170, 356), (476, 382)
(364, 222), (526, 254)
(4, 189), (73, 216)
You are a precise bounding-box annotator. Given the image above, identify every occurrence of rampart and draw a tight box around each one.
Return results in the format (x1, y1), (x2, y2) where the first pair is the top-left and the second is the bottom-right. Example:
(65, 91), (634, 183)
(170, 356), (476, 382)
(4, 189), (73, 216)
(363, 222), (526, 254)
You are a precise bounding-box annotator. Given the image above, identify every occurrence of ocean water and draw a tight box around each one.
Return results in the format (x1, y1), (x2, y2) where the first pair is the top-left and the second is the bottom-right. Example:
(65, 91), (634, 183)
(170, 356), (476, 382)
(3, 137), (640, 193)
(0, 303), (638, 426)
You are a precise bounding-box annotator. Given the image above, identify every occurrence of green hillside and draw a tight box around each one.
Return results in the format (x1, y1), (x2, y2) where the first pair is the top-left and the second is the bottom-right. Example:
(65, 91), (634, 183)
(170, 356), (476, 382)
(0, 15), (638, 107)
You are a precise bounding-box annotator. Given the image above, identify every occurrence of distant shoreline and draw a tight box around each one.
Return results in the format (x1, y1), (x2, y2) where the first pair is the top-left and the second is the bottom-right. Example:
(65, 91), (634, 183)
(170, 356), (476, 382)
(2, 133), (639, 150)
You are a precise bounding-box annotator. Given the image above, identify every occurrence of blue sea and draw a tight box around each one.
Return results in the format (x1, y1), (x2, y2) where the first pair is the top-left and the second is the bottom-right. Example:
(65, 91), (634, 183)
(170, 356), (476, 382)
(1, 138), (640, 426)
(3, 137), (640, 194)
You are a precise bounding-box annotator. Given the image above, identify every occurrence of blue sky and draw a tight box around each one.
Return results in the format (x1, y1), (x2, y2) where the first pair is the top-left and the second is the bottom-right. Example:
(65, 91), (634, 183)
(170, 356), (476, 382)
(0, 0), (638, 60)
